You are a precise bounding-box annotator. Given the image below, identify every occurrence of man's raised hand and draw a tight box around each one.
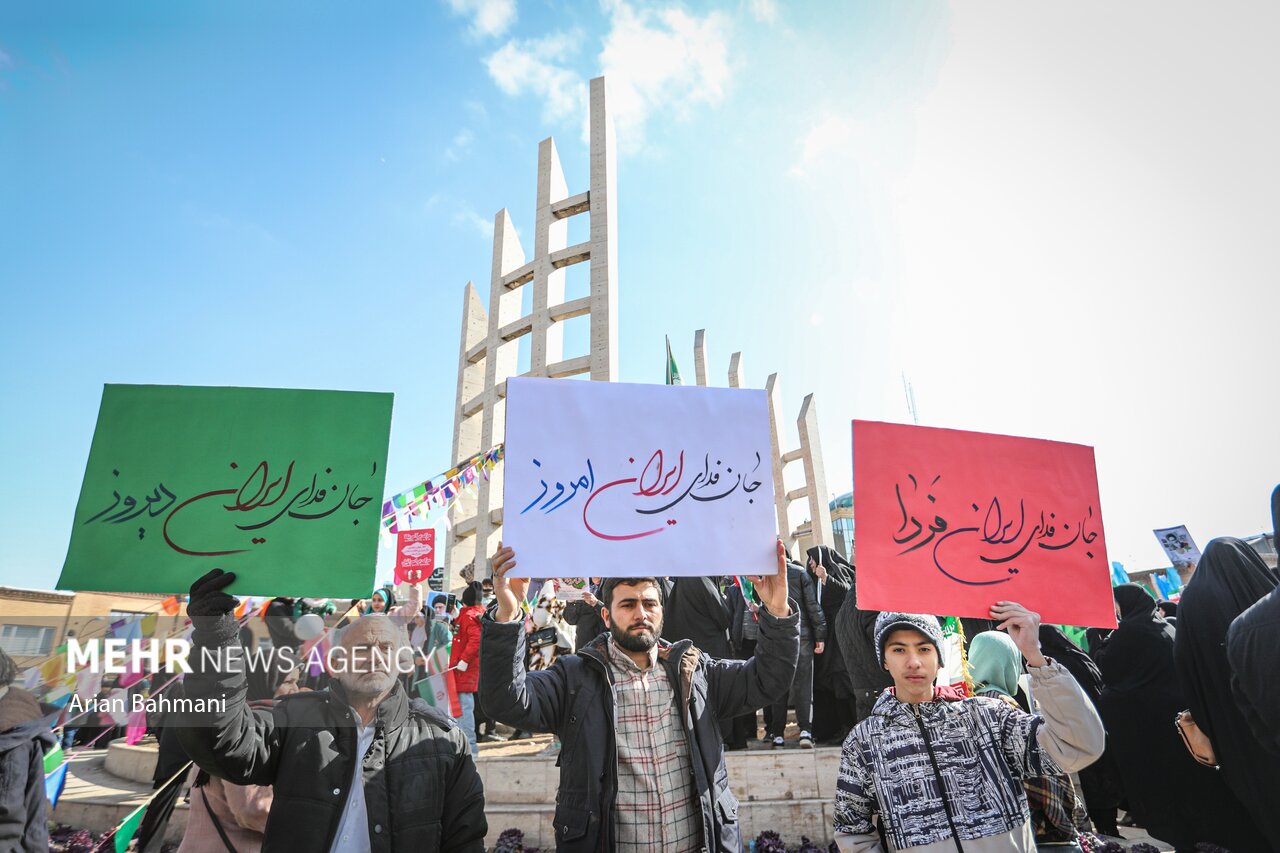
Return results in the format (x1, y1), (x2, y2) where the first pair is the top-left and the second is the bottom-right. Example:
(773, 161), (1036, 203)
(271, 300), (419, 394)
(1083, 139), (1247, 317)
(491, 543), (528, 623)
(748, 539), (791, 618)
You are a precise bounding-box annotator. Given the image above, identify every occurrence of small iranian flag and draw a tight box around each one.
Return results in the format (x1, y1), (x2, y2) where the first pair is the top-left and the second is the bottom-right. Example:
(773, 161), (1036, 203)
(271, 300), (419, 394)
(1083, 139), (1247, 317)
(416, 640), (462, 717)
(417, 671), (462, 718)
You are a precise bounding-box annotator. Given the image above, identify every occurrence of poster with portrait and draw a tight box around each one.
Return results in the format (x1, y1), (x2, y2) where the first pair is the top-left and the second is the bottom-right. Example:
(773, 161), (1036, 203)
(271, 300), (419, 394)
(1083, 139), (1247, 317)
(1153, 525), (1201, 573)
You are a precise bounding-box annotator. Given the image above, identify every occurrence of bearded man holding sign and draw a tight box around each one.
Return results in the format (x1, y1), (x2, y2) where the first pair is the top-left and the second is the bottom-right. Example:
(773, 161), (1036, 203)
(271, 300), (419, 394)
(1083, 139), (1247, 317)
(479, 539), (800, 853)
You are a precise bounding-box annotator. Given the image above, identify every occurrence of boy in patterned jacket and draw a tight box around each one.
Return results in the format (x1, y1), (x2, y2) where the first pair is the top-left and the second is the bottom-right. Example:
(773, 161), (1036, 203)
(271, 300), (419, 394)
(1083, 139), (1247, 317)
(833, 603), (1105, 852)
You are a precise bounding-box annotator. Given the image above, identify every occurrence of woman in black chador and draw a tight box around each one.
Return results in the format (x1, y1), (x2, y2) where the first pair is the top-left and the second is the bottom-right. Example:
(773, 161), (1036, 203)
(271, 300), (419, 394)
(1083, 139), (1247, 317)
(1092, 583), (1264, 851)
(805, 545), (855, 743)
(1174, 537), (1280, 850)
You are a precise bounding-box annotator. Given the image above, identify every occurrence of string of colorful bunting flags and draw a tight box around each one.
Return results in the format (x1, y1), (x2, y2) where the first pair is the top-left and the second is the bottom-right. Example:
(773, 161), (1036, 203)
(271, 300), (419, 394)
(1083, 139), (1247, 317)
(380, 444), (504, 534)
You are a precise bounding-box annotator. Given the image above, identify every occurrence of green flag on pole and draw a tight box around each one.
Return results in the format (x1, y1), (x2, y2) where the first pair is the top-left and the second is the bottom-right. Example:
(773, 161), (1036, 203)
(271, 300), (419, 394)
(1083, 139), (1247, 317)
(665, 336), (682, 385)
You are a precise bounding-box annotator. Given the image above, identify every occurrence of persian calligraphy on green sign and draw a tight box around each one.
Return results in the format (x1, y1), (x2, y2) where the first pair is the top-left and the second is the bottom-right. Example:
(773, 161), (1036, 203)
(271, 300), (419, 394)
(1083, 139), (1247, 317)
(58, 384), (393, 598)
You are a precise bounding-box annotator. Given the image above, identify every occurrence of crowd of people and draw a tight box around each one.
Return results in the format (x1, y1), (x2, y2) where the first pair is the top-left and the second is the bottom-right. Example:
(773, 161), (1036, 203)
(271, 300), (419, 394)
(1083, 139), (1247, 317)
(1, 490), (1277, 852)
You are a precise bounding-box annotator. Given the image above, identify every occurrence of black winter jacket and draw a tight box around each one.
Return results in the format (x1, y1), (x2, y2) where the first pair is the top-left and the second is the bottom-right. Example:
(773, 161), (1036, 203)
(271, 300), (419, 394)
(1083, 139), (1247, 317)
(726, 584), (753, 652)
(480, 603), (800, 852)
(787, 562), (827, 644)
(178, 643), (486, 852)
(833, 578), (893, 693)
(662, 576), (734, 659)
(562, 598), (608, 651)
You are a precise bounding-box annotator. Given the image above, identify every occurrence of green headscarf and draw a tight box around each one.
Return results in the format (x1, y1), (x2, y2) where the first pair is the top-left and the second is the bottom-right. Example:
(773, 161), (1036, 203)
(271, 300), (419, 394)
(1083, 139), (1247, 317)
(968, 630), (1022, 698)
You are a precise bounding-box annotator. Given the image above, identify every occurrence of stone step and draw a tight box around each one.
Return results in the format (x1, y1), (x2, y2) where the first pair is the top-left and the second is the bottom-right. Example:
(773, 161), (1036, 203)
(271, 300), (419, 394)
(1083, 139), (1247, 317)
(482, 798), (835, 849)
(477, 744), (843, 805)
(54, 750), (189, 842)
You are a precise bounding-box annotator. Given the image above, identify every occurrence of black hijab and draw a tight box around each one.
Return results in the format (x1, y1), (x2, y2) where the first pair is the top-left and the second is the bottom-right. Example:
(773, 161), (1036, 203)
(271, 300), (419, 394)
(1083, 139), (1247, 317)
(806, 545), (855, 694)
(1039, 625), (1103, 701)
(1226, 484), (1280, 755)
(1116, 583), (1172, 635)
(1174, 536), (1280, 846)
(806, 545), (853, 586)
(1094, 584), (1174, 693)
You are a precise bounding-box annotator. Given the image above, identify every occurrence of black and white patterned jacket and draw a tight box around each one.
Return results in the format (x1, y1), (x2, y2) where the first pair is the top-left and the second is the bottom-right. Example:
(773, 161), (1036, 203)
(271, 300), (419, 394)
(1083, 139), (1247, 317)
(833, 660), (1105, 852)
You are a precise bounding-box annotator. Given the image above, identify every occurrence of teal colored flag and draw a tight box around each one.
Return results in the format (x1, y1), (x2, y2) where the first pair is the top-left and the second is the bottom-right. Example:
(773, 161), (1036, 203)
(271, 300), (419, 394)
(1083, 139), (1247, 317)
(1110, 561), (1129, 586)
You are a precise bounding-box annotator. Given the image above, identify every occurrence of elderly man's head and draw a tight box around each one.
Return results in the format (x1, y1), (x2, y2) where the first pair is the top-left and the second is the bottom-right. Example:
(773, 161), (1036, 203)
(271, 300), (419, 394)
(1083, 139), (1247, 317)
(333, 614), (412, 698)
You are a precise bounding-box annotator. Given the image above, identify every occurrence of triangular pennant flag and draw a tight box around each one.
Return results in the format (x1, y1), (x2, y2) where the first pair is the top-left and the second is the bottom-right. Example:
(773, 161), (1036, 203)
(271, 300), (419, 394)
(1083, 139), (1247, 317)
(114, 802), (147, 853)
(161, 595), (180, 616)
(45, 762), (69, 809)
(140, 613), (158, 637)
(43, 742), (64, 774)
(45, 690), (72, 710)
(126, 708), (149, 745)
(40, 656), (63, 686)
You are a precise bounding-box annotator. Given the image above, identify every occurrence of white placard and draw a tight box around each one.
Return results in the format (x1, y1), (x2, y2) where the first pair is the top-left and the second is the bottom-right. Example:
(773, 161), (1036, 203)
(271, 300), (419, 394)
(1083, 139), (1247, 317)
(502, 377), (778, 578)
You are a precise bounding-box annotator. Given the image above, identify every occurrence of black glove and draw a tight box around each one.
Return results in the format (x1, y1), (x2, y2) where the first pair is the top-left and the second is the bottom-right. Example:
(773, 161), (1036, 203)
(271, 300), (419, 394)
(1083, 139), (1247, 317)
(188, 569), (239, 647)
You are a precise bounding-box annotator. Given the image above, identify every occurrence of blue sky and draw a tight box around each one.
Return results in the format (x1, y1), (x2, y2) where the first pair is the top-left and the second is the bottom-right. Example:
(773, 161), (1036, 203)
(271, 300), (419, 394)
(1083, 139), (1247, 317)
(2, 0), (1276, 591)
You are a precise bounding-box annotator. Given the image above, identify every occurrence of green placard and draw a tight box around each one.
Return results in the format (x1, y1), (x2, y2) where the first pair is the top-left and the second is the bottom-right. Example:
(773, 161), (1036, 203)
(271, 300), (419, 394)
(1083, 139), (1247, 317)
(58, 385), (393, 598)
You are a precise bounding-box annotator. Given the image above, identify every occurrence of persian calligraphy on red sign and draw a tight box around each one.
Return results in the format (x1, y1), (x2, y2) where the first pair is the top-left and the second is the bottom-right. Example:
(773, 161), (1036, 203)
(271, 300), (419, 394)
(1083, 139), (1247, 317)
(852, 421), (1117, 628)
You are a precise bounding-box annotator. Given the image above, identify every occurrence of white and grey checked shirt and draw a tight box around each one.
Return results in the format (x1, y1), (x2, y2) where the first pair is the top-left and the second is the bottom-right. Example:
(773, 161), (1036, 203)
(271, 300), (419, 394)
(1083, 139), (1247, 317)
(606, 636), (702, 852)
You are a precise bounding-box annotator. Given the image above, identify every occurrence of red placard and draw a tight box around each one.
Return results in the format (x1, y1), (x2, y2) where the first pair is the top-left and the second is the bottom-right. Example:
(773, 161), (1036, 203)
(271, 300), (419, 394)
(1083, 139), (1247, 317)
(852, 421), (1116, 628)
(395, 529), (435, 585)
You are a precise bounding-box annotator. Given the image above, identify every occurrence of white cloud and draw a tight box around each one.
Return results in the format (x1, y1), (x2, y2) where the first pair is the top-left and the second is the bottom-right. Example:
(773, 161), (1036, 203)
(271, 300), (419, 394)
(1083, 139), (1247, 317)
(482, 1), (733, 152)
(598, 0), (733, 148)
(788, 113), (856, 177)
(445, 0), (517, 38)
(747, 0), (778, 25)
(444, 128), (475, 161)
(454, 206), (495, 239)
(485, 33), (587, 124)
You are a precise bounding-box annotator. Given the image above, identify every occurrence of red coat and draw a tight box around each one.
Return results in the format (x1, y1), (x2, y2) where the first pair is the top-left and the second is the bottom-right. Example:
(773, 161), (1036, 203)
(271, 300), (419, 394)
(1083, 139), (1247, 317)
(448, 605), (484, 693)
